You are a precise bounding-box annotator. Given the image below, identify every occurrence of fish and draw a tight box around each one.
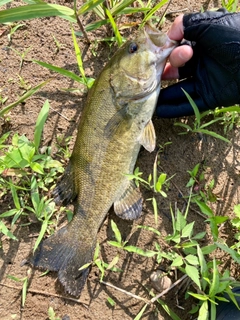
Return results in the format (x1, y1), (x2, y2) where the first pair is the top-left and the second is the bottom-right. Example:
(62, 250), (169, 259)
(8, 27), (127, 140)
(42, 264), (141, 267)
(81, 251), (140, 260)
(31, 24), (177, 296)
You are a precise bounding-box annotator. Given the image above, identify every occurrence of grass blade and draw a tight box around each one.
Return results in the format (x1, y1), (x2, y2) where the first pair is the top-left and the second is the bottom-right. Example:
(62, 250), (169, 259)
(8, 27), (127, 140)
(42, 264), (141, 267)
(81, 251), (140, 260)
(71, 26), (87, 86)
(0, 4), (76, 24)
(0, 80), (50, 117)
(134, 303), (148, 320)
(140, 0), (168, 26)
(105, 8), (122, 46)
(78, 0), (105, 15)
(197, 129), (230, 143)
(111, 0), (135, 16)
(33, 60), (93, 85)
(34, 100), (50, 150)
(182, 88), (201, 127)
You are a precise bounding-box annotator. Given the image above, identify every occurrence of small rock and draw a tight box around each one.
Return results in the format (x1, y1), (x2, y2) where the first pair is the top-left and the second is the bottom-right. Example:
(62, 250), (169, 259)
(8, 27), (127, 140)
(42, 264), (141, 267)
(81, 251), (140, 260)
(150, 270), (172, 292)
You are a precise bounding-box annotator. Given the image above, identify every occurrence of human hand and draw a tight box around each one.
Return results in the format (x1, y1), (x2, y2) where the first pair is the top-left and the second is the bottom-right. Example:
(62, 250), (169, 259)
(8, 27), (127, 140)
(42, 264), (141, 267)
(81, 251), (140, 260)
(157, 8), (240, 118)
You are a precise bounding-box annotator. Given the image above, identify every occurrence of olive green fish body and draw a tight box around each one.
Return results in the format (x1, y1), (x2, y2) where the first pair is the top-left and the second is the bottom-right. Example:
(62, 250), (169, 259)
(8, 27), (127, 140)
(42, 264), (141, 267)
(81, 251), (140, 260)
(32, 25), (176, 296)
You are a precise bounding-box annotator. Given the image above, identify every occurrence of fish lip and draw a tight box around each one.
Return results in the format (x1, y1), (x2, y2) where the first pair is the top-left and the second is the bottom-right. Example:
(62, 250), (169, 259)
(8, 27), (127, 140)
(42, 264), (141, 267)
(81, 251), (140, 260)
(144, 24), (178, 52)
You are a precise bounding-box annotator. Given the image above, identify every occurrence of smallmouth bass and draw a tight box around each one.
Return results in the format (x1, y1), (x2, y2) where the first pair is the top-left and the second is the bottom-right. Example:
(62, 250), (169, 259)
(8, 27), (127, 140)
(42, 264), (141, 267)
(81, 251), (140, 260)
(31, 24), (176, 296)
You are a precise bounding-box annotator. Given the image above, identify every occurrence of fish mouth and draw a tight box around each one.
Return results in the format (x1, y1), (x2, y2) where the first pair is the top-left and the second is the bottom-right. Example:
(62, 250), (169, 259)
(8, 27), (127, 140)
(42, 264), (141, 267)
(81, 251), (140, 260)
(144, 23), (178, 51)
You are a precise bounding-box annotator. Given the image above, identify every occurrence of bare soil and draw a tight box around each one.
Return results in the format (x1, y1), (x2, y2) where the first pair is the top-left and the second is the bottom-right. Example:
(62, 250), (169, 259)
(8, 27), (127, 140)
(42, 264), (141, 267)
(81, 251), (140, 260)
(0, 0), (239, 319)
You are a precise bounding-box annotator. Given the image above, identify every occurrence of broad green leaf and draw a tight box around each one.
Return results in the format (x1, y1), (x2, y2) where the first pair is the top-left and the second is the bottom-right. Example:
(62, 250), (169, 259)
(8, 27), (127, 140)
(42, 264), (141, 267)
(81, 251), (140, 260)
(181, 221), (194, 238)
(171, 255), (183, 267)
(192, 231), (206, 240)
(185, 264), (201, 290)
(185, 254), (199, 266)
(195, 199), (213, 217)
(34, 100), (49, 150)
(155, 173), (166, 192)
(198, 300), (209, 320)
(201, 244), (217, 255)
(30, 162), (44, 174)
(176, 210), (186, 232)
(189, 163), (200, 178)
(0, 4), (76, 24)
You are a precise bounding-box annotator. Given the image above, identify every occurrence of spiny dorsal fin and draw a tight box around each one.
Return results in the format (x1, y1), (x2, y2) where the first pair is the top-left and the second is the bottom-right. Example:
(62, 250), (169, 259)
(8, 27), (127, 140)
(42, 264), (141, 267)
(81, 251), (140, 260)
(114, 181), (142, 220)
(139, 120), (156, 153)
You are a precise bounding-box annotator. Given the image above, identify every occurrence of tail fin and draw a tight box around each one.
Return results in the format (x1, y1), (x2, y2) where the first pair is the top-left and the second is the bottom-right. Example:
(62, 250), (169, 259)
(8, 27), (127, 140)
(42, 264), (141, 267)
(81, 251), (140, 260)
(31, 224), (96, 296)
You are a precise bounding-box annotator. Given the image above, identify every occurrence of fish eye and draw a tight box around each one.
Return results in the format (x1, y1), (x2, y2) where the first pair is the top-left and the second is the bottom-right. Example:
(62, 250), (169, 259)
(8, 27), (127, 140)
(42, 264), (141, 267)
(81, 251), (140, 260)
(128, 42), (138, 54)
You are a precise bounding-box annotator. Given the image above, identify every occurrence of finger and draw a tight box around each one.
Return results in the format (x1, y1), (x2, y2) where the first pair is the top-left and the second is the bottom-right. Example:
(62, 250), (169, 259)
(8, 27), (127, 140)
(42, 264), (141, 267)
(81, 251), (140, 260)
(162, 63), (179, 80)
(168, 45), (193, 68)
(167, 14), (184, 41)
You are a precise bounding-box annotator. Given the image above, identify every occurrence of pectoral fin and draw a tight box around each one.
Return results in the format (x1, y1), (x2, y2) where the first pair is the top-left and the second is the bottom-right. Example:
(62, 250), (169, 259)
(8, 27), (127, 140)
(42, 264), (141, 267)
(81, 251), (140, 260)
(114, 181), (142, 220)
(104, 105), (132, 138)
(139, 120), (156, 153)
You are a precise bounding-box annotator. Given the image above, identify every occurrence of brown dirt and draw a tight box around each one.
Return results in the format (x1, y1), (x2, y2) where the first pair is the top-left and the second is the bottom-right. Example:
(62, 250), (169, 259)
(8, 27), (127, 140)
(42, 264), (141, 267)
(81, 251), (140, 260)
(0, 0), (239, 319)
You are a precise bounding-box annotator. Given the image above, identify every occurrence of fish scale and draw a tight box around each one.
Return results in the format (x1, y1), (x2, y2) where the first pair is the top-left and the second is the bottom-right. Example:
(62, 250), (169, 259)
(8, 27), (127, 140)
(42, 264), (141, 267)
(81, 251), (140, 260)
(31, 24), (177, 296)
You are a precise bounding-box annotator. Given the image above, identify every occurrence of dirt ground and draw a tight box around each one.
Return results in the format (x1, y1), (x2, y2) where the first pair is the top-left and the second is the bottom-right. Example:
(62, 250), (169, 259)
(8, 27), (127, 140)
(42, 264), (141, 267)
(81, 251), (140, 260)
(0, 0), (240, 319)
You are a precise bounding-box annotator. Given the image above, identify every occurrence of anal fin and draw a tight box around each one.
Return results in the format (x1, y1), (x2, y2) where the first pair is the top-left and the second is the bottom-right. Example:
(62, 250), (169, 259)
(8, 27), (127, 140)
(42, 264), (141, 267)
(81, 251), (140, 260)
(114, 181), (143, 220)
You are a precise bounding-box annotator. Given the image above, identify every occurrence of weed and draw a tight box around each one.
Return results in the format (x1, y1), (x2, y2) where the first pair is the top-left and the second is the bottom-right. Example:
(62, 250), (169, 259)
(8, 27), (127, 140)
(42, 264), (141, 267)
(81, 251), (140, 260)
(7, 23), (25, 43)
(174, 89), (231, 143)
(0, 100), (64, 244)
(126, 150), (174, 224)
(7, 268), (31, 307)
(48, 307), (61, 320)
